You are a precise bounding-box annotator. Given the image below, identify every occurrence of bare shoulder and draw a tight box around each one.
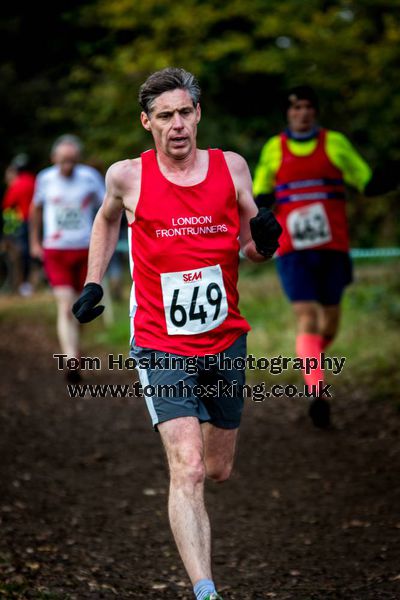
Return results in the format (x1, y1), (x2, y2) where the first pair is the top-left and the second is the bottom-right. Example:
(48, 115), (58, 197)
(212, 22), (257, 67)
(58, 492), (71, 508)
(223, 151), (250, 176)
(106, 158), (141, 192)
(223, 151), (253, 204)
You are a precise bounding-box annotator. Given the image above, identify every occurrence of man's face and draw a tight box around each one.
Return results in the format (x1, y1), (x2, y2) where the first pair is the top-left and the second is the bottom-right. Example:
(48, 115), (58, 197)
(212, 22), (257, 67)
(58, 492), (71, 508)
(141, 88), (201, 159)
(287, 99), (317, 133)
(52, 143), (80, 177)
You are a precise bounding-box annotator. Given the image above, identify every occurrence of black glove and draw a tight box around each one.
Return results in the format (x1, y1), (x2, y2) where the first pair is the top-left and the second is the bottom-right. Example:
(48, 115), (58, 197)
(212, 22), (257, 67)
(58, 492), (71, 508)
(72, 282), (104, 323)
(254, 192), (276, 210)
(250, 208), (282, 258)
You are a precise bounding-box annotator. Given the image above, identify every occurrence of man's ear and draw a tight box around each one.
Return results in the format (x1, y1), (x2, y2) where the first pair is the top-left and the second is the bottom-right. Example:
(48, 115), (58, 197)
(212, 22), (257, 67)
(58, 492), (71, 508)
(140, 111), (152, 131)
(196, 103), (201, 124)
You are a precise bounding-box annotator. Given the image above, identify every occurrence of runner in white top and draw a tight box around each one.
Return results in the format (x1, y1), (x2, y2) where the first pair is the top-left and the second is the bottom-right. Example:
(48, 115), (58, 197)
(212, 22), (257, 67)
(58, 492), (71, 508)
(30, 135), (105, 381)
(33, 163), (104, 250)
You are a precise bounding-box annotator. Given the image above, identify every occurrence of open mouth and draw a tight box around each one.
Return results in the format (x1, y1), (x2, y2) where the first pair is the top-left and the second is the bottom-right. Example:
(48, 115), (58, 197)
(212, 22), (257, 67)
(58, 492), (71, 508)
(170, 136), (188, 145)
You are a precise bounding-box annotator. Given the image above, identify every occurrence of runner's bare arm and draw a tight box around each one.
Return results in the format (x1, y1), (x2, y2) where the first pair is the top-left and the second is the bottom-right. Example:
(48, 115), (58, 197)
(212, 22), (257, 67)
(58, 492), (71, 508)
(29, 204), (44, 260)
(85, 163), (125, 284)
(224, 151), (267, 263)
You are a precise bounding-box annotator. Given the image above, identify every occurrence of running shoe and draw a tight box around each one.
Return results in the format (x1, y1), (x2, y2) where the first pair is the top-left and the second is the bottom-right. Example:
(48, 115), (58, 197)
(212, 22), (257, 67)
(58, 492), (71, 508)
(204, 594), (224, 600)
(309, 397), (331, 428)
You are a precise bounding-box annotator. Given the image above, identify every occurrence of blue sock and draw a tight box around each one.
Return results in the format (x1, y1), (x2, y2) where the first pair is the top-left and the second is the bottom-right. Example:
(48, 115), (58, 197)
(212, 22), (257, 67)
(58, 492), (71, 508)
(193, 578), (216, 600)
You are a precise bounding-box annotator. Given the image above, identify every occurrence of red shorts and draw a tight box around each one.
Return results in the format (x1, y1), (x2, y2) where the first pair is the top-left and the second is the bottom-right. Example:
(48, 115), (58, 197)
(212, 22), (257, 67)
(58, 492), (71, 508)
(43, 248), (89, 292)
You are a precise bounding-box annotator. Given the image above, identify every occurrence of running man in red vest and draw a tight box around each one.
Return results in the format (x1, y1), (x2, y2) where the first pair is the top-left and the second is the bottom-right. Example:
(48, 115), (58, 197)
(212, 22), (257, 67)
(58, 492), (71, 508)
(253, 86), (398, 428)
(72, 68), (281, 600)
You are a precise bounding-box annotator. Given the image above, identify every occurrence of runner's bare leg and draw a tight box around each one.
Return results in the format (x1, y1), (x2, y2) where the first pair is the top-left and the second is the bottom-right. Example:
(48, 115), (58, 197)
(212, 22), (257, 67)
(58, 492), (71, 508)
(318, 304), (341, 345)
(158, 416), (212, 584)
(202, 422), (238, 482)
(293, 300), (319, 333)
(54, 286), (79, 360)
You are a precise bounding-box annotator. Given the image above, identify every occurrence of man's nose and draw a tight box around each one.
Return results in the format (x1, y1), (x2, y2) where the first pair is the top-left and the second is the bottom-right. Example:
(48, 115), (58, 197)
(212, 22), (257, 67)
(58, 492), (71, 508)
(172, 112), (184, 128)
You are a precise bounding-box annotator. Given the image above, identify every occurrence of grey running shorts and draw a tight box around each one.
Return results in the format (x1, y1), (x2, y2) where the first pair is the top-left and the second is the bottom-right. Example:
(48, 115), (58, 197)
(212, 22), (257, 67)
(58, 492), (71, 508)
(130, 334), (247, 430)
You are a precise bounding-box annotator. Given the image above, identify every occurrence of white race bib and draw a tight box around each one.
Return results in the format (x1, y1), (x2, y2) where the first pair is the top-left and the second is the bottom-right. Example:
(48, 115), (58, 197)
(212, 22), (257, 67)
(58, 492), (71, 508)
(287, 203), (332, 249)
(160, 265), (228, 335)
(55, 206), (84, 230)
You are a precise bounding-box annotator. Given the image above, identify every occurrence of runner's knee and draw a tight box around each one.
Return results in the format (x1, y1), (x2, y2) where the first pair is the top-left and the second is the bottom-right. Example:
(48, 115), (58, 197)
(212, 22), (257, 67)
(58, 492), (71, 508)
(293, 303), (319, 333)
(205, 459), (233, 483)
(169, 450), (206, 489)
(319, 306), (340, 338)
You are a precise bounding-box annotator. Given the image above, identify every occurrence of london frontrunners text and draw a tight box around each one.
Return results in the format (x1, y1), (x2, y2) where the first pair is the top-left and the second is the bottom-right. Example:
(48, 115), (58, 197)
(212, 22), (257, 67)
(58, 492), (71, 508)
(54, 353), (346, 376)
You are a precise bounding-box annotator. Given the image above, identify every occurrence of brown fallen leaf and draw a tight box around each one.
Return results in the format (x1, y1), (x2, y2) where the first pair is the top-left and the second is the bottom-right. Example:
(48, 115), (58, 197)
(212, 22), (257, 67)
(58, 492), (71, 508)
(152, 583), (168, 590)
(37, 545), (58, 552)
(306, 472), (321, 480)
(303, 538), (312, 545)
(100, 583), (118, 593)
(342, 519), (371, 529)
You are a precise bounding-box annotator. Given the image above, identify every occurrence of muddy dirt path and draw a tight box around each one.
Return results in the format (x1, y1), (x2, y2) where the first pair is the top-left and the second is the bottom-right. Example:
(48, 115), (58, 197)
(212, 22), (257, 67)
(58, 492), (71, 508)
(0, 319), (399, 599)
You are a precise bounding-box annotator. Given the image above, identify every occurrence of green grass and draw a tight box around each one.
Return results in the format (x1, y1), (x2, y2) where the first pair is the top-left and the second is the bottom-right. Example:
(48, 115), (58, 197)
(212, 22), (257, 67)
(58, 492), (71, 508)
(79, 259), (400, 399)
(238, 260), (400, 401)
(1, 260), (399, 404)
(94, 260), (400, 400)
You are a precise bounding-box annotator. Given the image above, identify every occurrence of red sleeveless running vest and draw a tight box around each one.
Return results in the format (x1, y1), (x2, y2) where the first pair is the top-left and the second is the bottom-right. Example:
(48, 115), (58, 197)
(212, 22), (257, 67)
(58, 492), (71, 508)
(274, 129), (349, 256)
(128, 148), (250, 355)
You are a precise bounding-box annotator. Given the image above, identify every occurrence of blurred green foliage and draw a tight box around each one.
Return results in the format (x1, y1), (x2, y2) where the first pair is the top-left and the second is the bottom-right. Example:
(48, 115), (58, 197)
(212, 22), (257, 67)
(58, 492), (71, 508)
(63, 0), (400, 163)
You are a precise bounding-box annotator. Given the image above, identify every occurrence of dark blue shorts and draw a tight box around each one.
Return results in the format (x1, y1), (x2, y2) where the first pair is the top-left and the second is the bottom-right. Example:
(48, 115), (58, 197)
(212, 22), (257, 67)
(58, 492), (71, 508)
(130, 334), (247, 431)
(276, 250), (353, 305)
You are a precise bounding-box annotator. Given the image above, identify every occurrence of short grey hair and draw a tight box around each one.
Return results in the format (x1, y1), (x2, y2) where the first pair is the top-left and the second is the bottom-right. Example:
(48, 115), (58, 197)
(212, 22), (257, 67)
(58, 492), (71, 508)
(138, 67), (201, 116)
(51, 134), (83, 156)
